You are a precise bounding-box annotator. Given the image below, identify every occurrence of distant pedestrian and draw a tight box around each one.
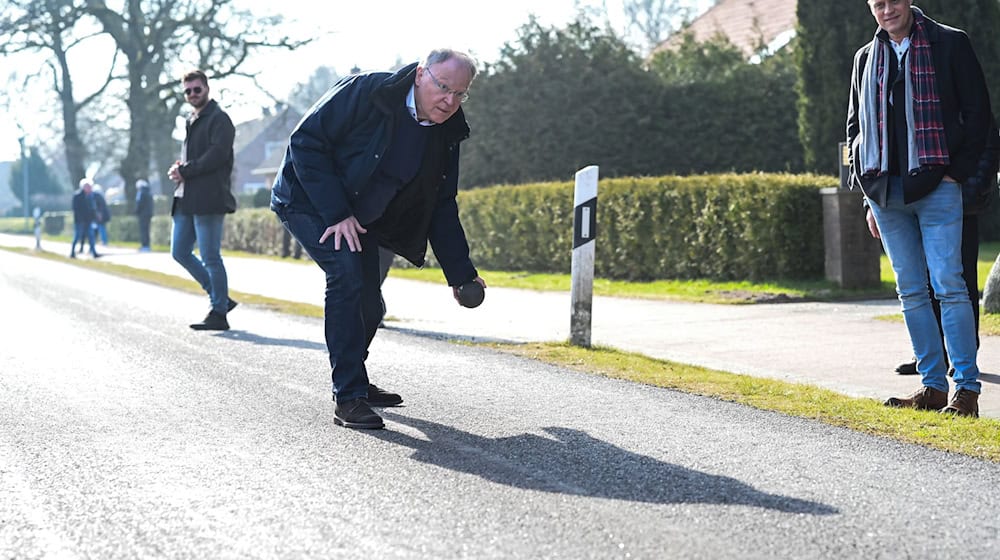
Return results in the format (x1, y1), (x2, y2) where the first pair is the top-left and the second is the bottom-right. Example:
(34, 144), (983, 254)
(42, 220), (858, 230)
(847, 0), (991, 416)
(92, 184), (110, 246)
(271, 48), (487, 429)
(70, 178), (100, 259)
(378, 245), (395, 327)
(280, 227), (302, 259)
(168, 69), (238, 331)
(135, 178), (154, 252)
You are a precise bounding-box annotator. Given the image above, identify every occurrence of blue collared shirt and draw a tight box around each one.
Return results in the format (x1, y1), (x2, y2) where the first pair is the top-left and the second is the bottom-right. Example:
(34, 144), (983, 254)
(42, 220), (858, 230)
(406, 85), (437, 127)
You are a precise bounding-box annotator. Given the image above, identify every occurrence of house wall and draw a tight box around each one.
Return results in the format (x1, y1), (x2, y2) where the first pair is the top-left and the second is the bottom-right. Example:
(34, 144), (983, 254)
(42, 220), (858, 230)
(233, 110), (300, 194)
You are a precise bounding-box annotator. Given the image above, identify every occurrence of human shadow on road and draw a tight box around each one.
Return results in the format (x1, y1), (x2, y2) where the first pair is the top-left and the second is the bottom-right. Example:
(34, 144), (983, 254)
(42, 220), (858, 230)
(214, 330), (326, 351)
(373, 411), (838, 515)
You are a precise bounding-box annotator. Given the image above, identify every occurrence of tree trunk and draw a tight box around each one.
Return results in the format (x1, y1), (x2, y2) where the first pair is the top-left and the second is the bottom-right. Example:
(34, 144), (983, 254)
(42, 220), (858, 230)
(53, 33), (87, 185)
(119, 77), (150, 214)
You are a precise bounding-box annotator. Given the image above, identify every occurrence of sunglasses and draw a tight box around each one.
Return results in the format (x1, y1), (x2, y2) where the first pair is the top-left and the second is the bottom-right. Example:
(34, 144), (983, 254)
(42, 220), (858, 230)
(183, 86), (203, 96)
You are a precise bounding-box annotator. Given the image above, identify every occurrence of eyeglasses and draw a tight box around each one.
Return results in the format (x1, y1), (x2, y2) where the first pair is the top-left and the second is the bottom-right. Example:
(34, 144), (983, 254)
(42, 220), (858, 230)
(183, 86), (203, 96)
(424, 68), (469, 103)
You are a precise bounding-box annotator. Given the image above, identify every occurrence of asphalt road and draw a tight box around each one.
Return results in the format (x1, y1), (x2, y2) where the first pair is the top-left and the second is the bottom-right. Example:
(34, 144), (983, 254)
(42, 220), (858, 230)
(2, 249), (999, 559)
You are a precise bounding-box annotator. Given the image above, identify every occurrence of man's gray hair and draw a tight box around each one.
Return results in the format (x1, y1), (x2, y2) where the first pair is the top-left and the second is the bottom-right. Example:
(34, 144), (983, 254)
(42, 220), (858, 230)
(422, 49), (478, 81)
(78, 178), (92, 189)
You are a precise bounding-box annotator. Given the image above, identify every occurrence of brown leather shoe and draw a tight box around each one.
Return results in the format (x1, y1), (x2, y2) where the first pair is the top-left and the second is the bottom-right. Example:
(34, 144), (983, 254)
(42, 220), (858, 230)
(941, 388), (980, 418)
(884, 386), (948, 410)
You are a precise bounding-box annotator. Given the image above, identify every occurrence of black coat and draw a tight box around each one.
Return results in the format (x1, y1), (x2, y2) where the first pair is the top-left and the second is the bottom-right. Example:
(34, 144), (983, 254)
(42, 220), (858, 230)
(173, 99), (237, 216)
(72, 189), (96, 225)
(847, 13), (993, 206)
(93, 191), (110, 224)
(136, 186), (154, 219)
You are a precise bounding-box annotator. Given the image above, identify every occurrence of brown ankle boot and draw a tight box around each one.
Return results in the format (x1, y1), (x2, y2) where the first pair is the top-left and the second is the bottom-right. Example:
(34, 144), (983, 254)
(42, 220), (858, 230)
(940, 388), (979, 418)
(884, 386), (948, 410)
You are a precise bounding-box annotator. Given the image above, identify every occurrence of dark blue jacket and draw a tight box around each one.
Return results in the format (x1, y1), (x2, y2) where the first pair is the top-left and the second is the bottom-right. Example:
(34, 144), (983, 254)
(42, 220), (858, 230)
(271, 63), (476, 285)
(136, 185), (154, 219)
(72, 189), (96, 225)
(93, 191), (110, 224)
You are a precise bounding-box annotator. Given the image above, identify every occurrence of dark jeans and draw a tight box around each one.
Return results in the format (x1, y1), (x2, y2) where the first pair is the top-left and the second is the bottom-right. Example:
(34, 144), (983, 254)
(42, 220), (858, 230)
(71, 221), (97, 256)
(275, 207), (384, 401)
(138, 216), (152, 248)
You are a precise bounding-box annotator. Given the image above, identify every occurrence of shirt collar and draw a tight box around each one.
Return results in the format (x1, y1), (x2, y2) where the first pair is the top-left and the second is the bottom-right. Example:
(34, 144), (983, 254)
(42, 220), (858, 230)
(890, 36), (910, 60)
(406, 85), (436, 127)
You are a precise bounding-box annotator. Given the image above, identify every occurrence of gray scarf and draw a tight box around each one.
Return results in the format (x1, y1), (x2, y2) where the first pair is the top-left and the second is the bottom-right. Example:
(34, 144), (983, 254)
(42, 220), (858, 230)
(858, 6), (948, 177)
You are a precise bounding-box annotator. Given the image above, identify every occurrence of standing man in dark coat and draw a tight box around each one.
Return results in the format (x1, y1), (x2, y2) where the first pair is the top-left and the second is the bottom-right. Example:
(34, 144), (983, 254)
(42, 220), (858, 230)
(135, 178), (154, 252)
(168, 69), (238, 331)
(70, 178), (99, 259)
(271, 48), (486, 430)
(847, 1), (992, 417)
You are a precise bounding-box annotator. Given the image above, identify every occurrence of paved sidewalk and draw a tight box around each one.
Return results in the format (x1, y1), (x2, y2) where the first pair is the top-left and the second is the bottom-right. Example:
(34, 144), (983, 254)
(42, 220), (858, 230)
(4, 232), (999, 418)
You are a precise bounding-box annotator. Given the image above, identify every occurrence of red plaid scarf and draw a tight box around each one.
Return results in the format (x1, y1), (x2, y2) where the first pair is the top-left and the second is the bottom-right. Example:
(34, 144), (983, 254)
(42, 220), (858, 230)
(860, 7), (948, 176)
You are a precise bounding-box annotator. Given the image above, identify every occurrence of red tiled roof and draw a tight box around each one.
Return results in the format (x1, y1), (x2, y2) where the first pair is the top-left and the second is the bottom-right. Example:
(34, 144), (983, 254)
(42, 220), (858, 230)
(653, 0), (798, 57)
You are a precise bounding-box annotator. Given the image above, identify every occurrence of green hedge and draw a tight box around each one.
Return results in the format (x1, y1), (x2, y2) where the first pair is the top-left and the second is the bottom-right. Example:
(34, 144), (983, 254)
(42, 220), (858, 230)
(44, 173), (837, 282)
(458, 173), (835, 281)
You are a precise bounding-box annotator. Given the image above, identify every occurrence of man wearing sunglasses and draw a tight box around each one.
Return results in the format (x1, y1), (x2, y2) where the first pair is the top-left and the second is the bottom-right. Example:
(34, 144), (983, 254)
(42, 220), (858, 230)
(168, 70), (238, 331)
(271, 49), (486, 429)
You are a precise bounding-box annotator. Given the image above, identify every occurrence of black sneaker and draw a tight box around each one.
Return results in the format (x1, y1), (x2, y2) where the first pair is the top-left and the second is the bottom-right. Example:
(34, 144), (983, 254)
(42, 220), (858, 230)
(334, 398), (384, 429)
(367, 383), (403, 407)
(227, 298), (239, 312)
(894, 358), (918, 375)
(190, 310), (229, 331)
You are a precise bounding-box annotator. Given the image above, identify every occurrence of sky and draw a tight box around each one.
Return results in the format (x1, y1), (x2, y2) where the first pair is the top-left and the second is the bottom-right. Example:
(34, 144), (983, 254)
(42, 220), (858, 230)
(0, 0), (713, 163)
(223, 0), (604, 122)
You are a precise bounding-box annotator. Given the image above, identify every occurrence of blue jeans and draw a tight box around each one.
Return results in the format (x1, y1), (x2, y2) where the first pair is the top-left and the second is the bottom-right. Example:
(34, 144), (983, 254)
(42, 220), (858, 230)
(94, 222), (108, 245)
(868, 178), (980, 393)
(71, 221), (97, 256)
(274, 207), (384, 402)
(171, 211), (229, 315)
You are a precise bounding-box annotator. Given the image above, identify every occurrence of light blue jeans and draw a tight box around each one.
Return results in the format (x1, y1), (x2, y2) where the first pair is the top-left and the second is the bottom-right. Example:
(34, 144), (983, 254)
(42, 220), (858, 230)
(867, 178), (980, 394)
(171, 211), (229, 315)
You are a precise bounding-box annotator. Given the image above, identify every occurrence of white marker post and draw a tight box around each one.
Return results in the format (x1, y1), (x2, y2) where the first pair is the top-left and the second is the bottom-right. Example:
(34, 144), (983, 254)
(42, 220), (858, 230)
(570, 165), (598, 347)
(33, 207), (42, 250)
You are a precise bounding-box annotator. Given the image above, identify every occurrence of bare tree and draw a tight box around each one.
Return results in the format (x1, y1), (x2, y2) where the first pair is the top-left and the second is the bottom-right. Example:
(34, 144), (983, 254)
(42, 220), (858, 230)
(622, 0), (700, 53)
(82, 0), (306, 210)
(0, 0), (116, 185)
(287, 66), (341, 113)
